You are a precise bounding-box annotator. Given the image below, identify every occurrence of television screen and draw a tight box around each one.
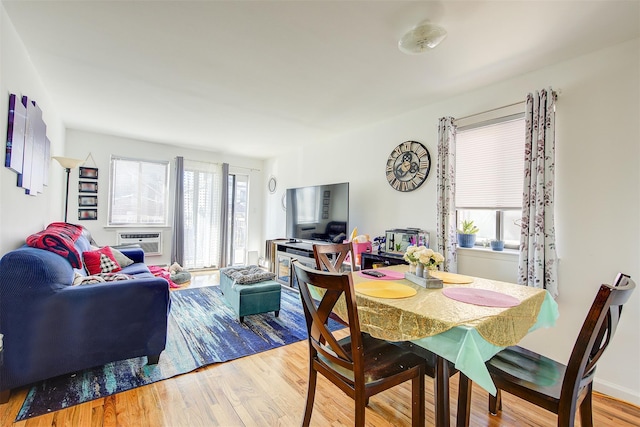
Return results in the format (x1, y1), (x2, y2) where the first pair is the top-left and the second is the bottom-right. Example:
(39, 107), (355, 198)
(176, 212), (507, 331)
(286, 182), (349, 243)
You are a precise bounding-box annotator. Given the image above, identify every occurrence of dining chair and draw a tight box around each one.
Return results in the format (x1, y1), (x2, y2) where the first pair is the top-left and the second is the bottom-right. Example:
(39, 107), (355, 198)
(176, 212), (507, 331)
(475, 273), (635, 427)
(291, 261), (426, 427)
(313, 242), (355, 273)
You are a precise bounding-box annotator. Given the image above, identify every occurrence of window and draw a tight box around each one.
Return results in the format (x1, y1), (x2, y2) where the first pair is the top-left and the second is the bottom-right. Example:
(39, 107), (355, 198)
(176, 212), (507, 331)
(456, 113), (525, 248)
(108, 156), (170, 226)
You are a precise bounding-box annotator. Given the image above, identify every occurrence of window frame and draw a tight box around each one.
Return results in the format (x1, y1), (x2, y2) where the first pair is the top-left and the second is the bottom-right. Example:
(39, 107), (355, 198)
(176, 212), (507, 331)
(455, 111), (526, 250)
(108, 156), (171, 227)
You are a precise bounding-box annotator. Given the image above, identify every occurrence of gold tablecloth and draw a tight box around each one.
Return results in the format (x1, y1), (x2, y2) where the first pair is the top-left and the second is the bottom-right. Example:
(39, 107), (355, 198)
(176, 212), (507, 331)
(330, 266), (547, 347)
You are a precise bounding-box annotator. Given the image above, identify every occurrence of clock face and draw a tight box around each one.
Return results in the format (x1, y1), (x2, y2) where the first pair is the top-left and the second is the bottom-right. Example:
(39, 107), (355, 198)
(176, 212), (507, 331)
(386, 141), (431, 192)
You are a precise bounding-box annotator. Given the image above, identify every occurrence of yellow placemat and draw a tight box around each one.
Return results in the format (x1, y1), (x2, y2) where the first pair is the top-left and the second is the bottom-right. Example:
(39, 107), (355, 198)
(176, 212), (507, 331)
(429, 270), (474, 284)
(355, 281), (417, 299)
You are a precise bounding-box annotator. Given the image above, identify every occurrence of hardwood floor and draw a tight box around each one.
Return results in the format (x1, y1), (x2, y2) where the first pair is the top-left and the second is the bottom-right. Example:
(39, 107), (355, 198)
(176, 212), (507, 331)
(2, 272), (639, 426)
(2, 335), (639, 426)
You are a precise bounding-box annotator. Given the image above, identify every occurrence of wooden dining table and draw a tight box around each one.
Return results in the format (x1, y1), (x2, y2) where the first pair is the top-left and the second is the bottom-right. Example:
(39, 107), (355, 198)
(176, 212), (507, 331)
(329, 265), (559, 426)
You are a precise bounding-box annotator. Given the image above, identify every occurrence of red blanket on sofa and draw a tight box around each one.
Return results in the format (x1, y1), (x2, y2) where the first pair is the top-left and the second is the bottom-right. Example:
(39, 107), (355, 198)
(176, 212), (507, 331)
(26, 222), (84, 268)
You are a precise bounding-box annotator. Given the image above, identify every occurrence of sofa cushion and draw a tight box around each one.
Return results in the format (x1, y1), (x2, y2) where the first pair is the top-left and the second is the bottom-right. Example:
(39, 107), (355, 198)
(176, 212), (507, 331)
(83, 247), (122, 275)
(110, 247), (135, 268)
(220, 265), (275, 285)
(120, 263), (152, 276)
(89, 245), (135, 268)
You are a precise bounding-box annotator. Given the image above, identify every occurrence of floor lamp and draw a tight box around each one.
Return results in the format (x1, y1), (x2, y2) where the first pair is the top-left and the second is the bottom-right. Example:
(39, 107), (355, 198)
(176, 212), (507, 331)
(52, 156), (84, 223)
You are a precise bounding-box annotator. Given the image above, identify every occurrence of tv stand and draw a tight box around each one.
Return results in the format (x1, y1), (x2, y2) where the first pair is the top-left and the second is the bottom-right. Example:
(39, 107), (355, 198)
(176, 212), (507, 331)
(360, 251), (408, 270)
(271, 240), (317, 286)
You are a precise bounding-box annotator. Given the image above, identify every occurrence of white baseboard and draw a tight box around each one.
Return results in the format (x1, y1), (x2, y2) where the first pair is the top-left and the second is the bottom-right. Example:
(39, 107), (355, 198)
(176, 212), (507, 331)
(594, 378), (640, 406)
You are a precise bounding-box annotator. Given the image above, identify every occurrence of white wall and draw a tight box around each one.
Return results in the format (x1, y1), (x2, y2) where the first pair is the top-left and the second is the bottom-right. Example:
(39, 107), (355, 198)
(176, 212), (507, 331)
(264, 39), (640, 404)
(65, 129), (265, 266)
(0, 4), (66, 254)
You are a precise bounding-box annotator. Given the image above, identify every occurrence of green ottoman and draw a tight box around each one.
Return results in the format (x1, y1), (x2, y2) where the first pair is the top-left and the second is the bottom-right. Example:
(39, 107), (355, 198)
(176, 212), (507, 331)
(219, 272), (281, 323)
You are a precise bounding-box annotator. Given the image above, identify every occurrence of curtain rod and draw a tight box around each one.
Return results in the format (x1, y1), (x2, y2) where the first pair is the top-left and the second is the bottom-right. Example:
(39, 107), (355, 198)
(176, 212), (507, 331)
(454, 100), (525, 122)
(454, 88), (561, 123)
(180, 157), (261, 173)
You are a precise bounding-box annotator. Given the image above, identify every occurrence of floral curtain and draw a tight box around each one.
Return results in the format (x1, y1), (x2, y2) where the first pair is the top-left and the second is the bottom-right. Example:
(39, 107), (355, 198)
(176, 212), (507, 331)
(518, 88), (558, 297)
(436, 117), (458, 273)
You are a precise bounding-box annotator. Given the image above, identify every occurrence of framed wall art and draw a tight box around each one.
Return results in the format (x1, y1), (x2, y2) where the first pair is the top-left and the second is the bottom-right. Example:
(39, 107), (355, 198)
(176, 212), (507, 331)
(78, 181), (98, 193)
(79, 167), (98, 179)
(78, 209), (98, 220)
(78, 195), (98, 207)
(8, 95), (50, 196)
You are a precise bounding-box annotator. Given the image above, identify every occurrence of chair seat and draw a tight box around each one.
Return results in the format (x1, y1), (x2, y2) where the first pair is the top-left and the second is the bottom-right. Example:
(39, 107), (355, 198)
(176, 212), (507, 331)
(487, 345), (565, 410)
(319, 334), (427, 385)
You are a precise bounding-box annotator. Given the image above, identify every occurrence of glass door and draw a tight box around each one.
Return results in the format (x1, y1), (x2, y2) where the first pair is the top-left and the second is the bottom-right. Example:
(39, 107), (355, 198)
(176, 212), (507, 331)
(226, 173), (249, 266)
(183, 160), (222, 269)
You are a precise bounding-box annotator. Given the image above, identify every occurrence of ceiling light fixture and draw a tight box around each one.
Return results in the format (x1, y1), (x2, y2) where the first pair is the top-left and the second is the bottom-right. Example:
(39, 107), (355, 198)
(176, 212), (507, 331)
(398, 21), (447, 54)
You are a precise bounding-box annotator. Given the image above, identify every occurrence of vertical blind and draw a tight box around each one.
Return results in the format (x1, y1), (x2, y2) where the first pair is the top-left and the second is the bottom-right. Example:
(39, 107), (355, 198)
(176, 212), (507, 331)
(455, 115), (525, 209)
(183, 160), (222, 269)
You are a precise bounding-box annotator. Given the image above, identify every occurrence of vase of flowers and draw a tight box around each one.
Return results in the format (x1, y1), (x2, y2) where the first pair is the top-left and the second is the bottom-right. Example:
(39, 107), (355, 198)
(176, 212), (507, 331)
(403, 245), (421, 274)
(404, 245), (445, 279)
(417, 247), (445, 278)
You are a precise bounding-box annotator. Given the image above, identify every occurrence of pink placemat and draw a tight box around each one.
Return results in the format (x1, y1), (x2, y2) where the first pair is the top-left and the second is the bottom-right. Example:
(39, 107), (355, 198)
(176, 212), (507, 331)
(442, 287), (520, 308)
(357, 269), (405, 280)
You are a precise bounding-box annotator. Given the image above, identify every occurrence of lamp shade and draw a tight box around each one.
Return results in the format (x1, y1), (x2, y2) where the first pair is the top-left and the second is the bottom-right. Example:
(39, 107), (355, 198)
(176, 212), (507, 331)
(399, 22), (447, 54)
(52, 156), (84, 169)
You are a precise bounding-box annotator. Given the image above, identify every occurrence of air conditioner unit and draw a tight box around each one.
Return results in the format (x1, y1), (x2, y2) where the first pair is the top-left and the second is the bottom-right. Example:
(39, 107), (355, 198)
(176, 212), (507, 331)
(116, 231), (162, 255)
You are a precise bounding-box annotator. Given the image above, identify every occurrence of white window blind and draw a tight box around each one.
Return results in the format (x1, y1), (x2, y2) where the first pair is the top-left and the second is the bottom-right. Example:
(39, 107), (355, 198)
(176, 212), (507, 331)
(456, 116), (525, 209)
(109, 157), (170, 225)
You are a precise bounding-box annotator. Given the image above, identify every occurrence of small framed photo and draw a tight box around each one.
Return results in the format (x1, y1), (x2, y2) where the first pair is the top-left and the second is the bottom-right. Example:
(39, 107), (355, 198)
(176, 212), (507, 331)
(323, 198), (330, 206)
(323, 190), (330, 198)
(78, 209), (98, 220)
(78, 195), (98, 207)
(79, 181), (98, 193)
(79, 167), (98, 179)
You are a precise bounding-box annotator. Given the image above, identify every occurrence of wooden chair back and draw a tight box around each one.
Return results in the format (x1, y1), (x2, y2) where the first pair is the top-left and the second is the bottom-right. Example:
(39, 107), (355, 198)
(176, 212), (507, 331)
(292, 261), (363, 381)
(480, 273), (636, 426)
(561, 273), (635, 402)
(292, 260), (426, 426)
(313, 242), (355, 273)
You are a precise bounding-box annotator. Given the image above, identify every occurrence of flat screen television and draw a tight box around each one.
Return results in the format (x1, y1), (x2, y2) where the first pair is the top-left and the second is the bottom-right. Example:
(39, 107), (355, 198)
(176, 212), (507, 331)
(286, 182), (349, 243)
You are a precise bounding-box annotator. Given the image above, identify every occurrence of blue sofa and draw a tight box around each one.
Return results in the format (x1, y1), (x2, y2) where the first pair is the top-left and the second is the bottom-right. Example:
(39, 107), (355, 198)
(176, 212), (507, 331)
(0, 231), (170, 402)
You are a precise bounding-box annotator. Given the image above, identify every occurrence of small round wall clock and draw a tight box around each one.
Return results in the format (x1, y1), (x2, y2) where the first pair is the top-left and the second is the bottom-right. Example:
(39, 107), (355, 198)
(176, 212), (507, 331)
(267, 176), (277, 194)
(386, 140), (431, 192)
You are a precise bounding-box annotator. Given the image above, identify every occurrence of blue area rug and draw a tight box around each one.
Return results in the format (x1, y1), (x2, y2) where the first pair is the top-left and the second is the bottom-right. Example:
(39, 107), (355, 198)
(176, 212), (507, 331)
(16, 285), (341, 421)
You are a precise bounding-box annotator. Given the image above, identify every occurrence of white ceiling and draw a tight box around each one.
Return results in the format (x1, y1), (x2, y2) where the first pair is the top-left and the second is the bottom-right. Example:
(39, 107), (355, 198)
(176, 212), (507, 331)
(3, 1), (639, 159)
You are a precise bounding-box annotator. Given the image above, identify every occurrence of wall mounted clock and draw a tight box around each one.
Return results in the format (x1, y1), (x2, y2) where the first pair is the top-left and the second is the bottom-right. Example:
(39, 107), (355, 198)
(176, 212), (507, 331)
(386, 140), (431, 192)
(267, 176), (277, 194)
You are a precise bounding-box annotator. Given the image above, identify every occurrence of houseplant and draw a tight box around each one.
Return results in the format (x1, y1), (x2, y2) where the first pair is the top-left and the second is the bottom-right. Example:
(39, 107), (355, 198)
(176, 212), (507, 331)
(490, 239), (505, 251)
(457, 220), (479, 248)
